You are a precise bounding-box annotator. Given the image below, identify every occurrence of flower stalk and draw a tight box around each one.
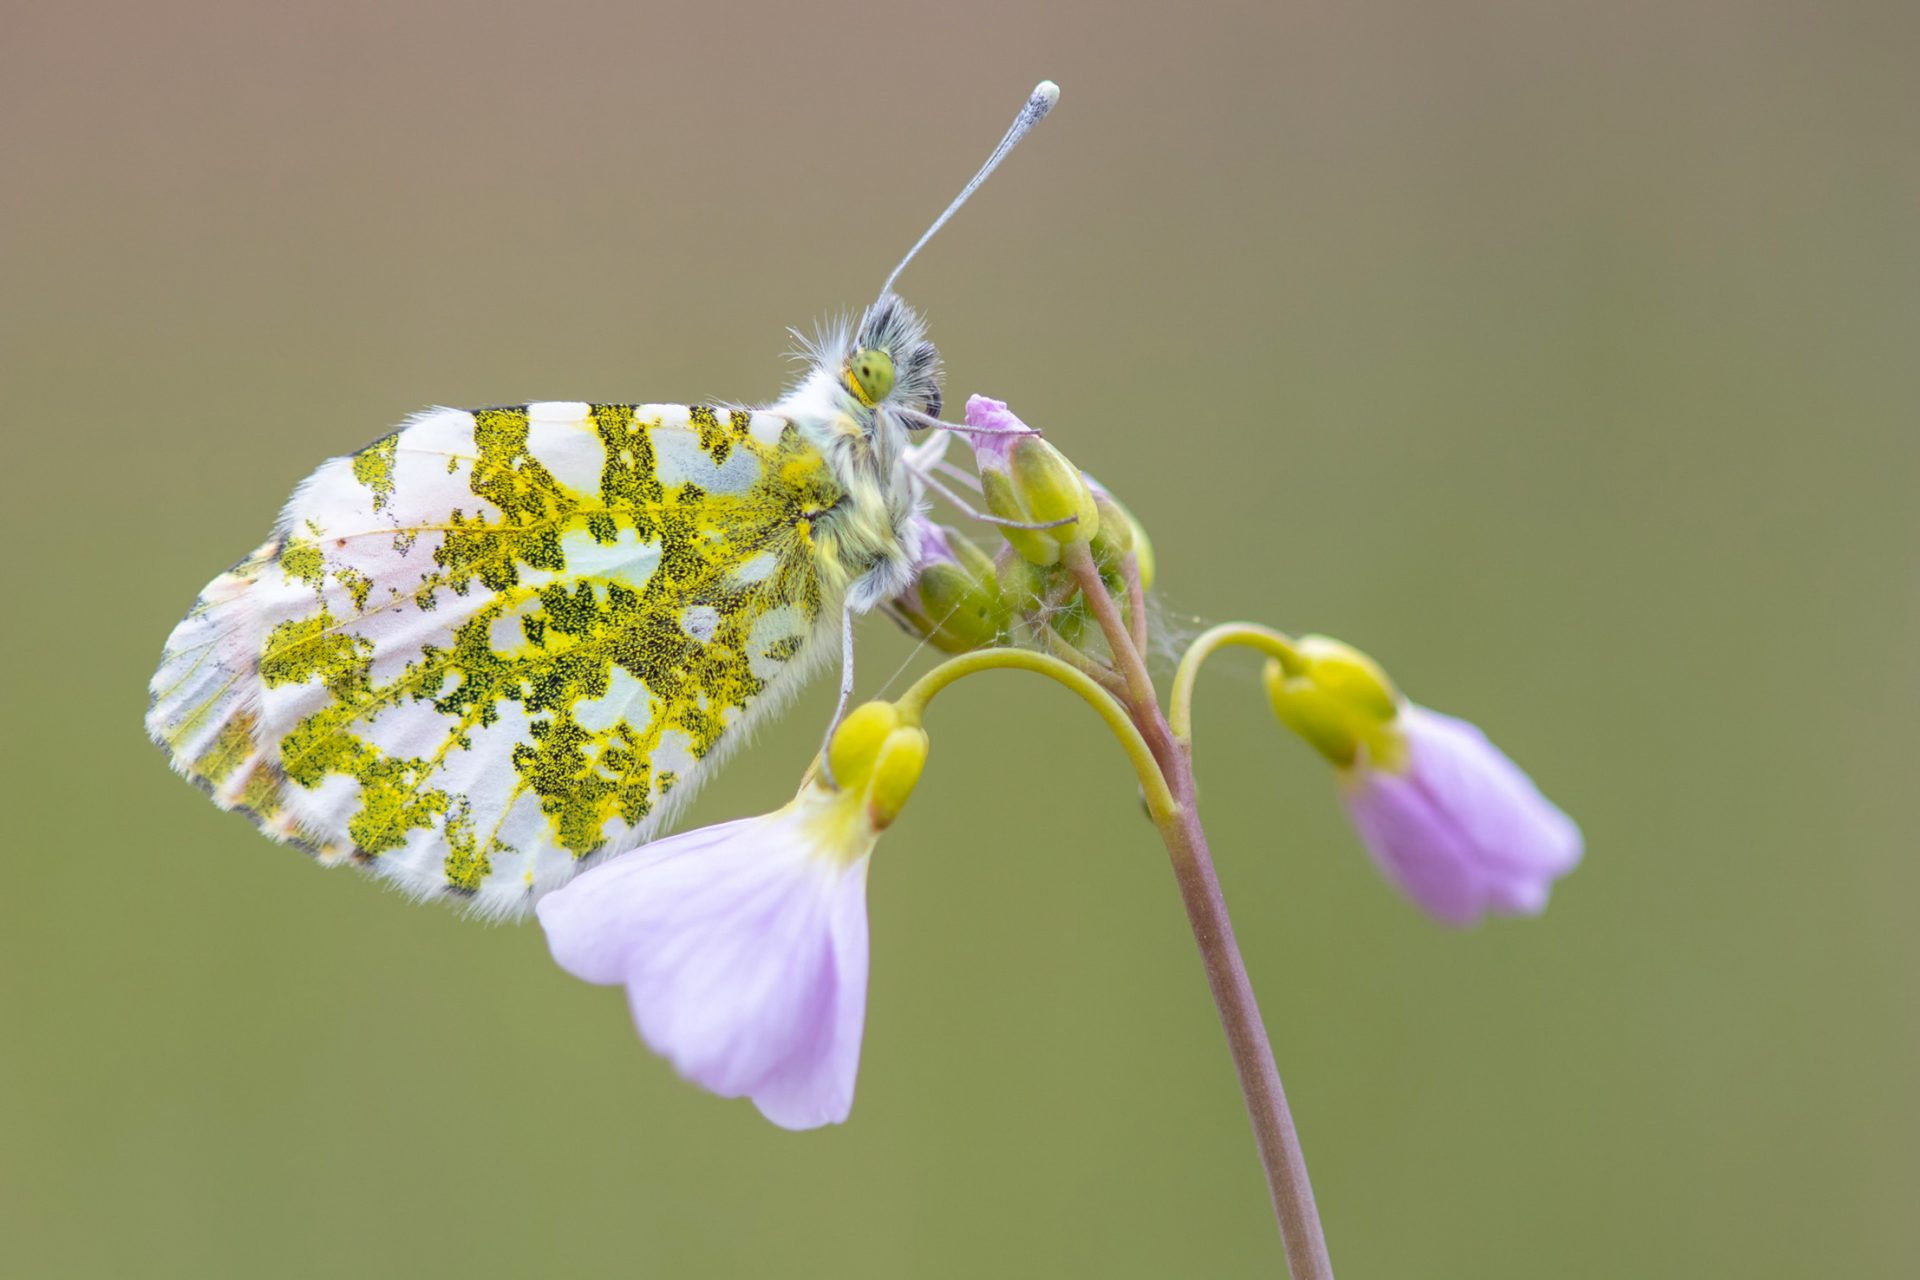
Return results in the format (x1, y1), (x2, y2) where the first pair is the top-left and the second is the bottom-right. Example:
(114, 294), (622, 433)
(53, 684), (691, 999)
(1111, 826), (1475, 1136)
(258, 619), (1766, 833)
(1056, 544), (1336, 1279)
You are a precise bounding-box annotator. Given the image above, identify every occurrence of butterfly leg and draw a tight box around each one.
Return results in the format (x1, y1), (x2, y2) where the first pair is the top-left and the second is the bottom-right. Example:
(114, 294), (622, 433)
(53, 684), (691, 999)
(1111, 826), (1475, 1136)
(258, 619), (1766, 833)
(911, 462), (1080, 532)
(817, 603), (858, 789)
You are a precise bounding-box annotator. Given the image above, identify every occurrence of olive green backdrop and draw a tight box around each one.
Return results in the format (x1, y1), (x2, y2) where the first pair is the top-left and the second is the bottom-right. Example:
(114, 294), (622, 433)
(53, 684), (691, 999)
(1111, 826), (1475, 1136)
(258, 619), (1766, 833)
(3, 2), (1912, 1275)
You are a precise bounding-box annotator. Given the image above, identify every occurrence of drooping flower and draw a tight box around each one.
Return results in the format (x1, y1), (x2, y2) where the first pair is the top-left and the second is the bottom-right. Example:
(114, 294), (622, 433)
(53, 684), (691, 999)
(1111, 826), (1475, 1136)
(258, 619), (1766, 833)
(1340, 704), (1582, 927)
(536, 703), (928, 1129)
(1263, 635), (1582, 927)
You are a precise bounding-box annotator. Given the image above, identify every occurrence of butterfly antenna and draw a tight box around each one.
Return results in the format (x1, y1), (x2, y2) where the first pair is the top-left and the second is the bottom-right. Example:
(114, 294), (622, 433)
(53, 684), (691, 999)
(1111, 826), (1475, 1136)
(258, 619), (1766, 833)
(878, 80), (1060, 299)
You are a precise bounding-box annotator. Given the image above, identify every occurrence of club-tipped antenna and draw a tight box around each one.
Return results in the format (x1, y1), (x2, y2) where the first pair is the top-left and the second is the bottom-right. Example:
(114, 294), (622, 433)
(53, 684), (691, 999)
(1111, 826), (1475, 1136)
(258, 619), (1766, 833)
(877, 80), (1060, 300)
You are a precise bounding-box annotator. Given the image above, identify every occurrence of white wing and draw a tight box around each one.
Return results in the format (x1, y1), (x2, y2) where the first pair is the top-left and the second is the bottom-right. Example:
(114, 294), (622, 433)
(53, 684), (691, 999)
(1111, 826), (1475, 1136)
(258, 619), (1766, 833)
(148, 401), (846, 918)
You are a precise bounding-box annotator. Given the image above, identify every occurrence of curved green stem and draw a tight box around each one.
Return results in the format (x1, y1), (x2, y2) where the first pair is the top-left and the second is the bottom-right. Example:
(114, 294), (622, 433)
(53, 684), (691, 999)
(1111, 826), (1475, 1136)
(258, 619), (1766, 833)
(895, 648), (1178, 823)
(1169, 623), (1310, 745)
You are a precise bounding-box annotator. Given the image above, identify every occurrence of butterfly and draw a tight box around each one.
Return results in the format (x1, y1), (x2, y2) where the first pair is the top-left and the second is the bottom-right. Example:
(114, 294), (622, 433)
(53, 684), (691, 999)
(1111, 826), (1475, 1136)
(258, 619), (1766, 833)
(146, 82), (1060, 919)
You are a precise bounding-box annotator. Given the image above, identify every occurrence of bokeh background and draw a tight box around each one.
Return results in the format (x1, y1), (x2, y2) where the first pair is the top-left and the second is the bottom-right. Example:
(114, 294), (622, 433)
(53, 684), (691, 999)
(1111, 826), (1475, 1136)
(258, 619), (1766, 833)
(3, 1), (1912, 1275)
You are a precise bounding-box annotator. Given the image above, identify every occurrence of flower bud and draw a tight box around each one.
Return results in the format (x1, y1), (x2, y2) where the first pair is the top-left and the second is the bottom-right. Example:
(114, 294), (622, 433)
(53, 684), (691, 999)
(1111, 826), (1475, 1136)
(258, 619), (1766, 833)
(1087, 483), (1155, 592)
(1260, 635), (1402, 768)
(825, 700), (929, 831)
(865, 725), (929, 830)
(886, 524), (1010, 653)
(826, 701), (904, 788)
(964, 396), (1099, 566)
(995, 555), (1055, 616)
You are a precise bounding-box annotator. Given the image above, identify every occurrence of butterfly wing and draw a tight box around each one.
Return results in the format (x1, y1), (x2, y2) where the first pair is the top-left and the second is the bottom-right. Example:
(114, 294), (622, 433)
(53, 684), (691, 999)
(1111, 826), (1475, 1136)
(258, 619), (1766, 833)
(148, 401), (844, 918)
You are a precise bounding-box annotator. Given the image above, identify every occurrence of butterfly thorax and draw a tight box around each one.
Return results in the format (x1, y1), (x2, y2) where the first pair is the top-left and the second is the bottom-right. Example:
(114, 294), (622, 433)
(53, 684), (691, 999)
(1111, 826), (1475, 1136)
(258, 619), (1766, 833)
(775, 365), (920, 613)
(776, 292), (942, 614)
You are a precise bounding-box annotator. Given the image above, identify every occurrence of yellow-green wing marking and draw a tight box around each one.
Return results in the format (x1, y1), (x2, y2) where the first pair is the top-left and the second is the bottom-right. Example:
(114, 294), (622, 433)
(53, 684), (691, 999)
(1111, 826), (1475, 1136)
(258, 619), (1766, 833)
(148, 401), (844, 917)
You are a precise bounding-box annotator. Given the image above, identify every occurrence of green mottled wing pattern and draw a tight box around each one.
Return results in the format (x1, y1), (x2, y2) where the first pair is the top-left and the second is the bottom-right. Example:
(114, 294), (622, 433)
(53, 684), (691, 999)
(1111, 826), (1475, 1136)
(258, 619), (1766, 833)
(148, 401), (844, 917)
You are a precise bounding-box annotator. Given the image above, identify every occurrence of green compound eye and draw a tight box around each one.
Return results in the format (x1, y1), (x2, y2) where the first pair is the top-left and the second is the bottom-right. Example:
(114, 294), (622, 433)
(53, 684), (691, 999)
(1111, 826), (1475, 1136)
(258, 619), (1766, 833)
(844, 348), (895, 407)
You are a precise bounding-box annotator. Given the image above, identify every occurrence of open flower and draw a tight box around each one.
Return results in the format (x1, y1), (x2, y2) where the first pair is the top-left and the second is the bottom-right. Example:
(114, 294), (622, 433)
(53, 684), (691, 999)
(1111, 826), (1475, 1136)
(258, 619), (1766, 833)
(1341, 704), (1582, 927)
(1263, 635), (1582, 927)
(537, 703), (928, 1129)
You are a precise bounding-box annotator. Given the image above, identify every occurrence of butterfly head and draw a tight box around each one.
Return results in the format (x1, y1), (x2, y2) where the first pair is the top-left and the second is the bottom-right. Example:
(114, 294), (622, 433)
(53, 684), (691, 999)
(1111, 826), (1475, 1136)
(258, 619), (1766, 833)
(844, 292), (942, 421)
(832, 80), (1057, 433)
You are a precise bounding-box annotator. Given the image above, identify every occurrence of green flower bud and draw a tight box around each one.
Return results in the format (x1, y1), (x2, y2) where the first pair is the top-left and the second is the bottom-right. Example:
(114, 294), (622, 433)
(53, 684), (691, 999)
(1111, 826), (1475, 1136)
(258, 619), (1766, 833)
(966, 398), (1100, 566)
(865, 725), (929, 831)
(885, 525), (1011, 654)
(821, 700), (930, 830)
(1261, 635), (1405, 768)
(996, 555), (1055, 616)
(1088, 485), (1155, 591)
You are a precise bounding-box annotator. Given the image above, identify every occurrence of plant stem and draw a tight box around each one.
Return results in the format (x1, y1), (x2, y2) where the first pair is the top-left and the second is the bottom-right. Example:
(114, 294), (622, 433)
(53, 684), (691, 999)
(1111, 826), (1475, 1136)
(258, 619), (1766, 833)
(1121, 551), (1150, 656)
(1169, 622), (1310, 743)
(1062, 545), (1180, 776)
(1153, 748), (1335, 1279)
(1064, 548), (1335, 1277)
(894, 647), (1178, 823)
(905, 556), (1335, 1272)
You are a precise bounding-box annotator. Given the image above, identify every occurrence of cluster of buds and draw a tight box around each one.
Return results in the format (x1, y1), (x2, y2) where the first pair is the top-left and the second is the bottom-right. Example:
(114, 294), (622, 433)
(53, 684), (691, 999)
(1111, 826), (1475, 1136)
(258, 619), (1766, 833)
(887, 397), (1154, 661)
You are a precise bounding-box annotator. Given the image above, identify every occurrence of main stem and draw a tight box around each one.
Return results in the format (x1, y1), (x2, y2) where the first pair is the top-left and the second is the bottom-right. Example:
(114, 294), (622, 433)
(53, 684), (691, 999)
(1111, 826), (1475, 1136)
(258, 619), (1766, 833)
(1155, 749), (1334, 1279)
(1063, 546), (1333, 1278)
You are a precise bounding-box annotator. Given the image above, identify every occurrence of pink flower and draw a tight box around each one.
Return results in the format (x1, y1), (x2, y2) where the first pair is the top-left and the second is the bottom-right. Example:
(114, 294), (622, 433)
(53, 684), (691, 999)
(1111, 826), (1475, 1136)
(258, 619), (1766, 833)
(537, 703), (927, 1129)
(536, 787), (876, 1130)
(1342, 705), (1582, 927)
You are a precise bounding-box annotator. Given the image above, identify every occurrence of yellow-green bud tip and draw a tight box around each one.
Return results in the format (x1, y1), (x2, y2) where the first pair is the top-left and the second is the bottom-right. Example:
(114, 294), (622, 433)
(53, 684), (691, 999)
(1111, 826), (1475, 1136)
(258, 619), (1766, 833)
(980, 436), (1100, 566)
(1261, 636), (1405, 769)
(824, 700), (929, 830)
(1088, 487), (1155, 591)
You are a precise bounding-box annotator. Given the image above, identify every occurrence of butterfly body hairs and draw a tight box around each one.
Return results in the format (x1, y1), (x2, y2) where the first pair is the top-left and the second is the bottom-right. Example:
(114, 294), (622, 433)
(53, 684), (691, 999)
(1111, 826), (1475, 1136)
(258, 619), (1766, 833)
(147, 83), (1060, 919)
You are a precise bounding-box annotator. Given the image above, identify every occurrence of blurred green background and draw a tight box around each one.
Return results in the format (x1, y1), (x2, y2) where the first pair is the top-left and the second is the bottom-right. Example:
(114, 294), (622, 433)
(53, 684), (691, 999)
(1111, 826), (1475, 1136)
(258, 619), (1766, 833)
(3, 1), (1912, 1275)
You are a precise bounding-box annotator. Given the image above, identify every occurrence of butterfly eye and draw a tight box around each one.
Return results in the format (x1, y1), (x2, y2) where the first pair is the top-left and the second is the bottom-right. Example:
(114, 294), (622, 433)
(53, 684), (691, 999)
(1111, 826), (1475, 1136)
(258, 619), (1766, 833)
(845, 348), (895, 407)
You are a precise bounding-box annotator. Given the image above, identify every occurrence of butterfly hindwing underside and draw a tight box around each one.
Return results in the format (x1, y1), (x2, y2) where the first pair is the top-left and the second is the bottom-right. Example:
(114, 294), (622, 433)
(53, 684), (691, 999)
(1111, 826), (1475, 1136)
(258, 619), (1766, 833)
(148, 401), (845, 917)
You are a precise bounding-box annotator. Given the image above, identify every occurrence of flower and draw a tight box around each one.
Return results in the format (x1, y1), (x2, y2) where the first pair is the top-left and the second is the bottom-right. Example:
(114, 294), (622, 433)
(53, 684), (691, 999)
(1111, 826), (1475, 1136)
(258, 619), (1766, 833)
(1340, 704), (1582, 927)
(1262, 635), (1581, 927)
(536, 703), (928, 1129)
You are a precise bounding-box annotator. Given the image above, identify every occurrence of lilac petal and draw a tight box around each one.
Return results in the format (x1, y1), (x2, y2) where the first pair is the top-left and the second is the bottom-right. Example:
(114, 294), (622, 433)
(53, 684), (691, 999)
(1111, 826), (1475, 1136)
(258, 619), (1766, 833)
(536, 808), (875, 1129)
(742, 865), (871, 1129)
(962, 395), (1024, 470)
(536, 816), (762, 984)
(1343, 705), (1582, 927)
(908, 520), (959, 574)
